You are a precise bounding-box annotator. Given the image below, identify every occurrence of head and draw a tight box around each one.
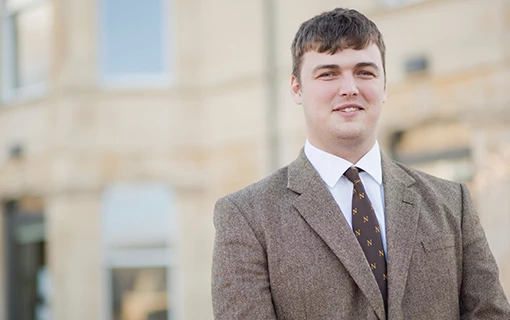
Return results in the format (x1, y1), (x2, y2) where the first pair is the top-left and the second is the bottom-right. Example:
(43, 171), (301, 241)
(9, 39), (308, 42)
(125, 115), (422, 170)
(291, 8), (386, 84)
(290, 8), (387, 162)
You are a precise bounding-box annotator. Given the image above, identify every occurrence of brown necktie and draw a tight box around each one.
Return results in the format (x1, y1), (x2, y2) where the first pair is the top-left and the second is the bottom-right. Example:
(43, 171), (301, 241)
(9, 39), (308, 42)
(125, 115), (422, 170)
(344, 166), (387, 309)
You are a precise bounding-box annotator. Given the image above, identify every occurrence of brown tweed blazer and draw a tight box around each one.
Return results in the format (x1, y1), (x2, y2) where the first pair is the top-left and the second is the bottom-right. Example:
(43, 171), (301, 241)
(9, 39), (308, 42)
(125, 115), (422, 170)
(212, 151), (510, 319)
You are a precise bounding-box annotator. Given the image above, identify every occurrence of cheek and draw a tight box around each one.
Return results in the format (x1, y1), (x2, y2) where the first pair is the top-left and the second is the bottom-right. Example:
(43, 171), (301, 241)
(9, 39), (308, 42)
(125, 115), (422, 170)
(319, 82), (340, 97)
(303, 83), (338, 104)
(360, 84), (385, 105)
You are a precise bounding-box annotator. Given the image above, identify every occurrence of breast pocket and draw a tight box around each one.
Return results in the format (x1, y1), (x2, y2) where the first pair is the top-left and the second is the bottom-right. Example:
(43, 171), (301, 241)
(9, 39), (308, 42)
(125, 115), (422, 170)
(405, 233), (459, 308)
(418, 233), (458, 284)
(422, 234), (456, 252)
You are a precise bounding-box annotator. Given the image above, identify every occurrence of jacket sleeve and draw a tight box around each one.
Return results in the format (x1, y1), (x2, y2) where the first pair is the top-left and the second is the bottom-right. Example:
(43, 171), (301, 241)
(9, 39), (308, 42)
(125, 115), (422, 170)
(459, 183), (510, 318)
(211, 197), (277, 319)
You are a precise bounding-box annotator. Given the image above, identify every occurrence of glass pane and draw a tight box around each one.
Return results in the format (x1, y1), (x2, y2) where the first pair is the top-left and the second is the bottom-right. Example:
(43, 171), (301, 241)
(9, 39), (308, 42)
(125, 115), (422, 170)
(101, 0), (165, 76)
(111, 267), (170, 320)
(7, 212), (48, 320)
(6, 0), (34, 11)
(14, 2), (52, 87)
(382, 0), (426, 6)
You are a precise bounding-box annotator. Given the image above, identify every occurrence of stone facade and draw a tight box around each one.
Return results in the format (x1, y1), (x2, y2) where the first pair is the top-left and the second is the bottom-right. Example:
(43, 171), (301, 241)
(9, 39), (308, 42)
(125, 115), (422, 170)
(0, 0), (508, 319)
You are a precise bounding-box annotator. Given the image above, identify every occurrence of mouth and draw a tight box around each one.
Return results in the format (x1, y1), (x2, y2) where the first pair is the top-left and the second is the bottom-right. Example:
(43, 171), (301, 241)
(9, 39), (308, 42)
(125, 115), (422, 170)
(333, 104), (364, 113)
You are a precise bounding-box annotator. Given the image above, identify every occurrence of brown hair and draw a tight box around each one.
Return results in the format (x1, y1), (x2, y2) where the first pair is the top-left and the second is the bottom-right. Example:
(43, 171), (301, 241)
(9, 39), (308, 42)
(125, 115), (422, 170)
(291, 8), (386, 81)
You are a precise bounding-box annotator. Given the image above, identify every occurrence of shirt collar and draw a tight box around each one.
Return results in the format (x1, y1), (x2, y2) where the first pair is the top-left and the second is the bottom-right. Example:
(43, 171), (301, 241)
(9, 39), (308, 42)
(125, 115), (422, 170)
(304, 140), (382, 188)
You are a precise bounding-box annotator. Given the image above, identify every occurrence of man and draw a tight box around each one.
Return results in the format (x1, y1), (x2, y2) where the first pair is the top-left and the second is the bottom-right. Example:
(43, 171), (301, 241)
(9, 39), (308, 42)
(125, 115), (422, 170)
(211, 7), (510, 320)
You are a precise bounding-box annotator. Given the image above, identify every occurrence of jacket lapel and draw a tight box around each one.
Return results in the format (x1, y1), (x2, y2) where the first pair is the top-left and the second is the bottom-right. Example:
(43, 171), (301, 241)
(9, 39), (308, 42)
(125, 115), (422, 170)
(288, 150), (386, 320)
(381, 156), (419, 318)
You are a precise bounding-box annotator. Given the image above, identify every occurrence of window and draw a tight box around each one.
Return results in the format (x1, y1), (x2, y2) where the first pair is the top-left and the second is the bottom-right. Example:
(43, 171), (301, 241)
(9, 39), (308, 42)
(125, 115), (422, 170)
(390, 123), (474, 183)
(381, 0), (427, 7)
(111, 267), (168, 320)
(98, 0), (171, 87)
(102, 183), (179, 320)
(1, 0), (53, 102)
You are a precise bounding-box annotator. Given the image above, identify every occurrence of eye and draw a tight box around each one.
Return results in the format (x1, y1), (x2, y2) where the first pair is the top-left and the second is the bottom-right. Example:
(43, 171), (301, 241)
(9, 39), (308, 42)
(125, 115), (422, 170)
(358, 70), (375, 77)
(318, 72), (336, 79)
(321, 72), (334, 77)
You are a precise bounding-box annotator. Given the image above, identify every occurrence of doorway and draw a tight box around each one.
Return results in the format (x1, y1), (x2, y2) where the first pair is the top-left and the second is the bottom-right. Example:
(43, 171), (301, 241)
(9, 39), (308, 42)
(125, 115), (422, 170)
(5, 200), (48, 320)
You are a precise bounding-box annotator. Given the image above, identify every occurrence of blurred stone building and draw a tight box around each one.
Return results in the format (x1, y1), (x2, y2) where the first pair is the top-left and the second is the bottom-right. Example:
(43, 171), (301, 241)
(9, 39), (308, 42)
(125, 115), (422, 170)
(0, 0), (508, 319)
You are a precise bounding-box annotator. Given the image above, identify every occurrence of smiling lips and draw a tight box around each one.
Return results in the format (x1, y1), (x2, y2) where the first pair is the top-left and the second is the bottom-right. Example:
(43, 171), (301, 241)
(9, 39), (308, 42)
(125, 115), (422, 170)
(334, 104), (364, 113)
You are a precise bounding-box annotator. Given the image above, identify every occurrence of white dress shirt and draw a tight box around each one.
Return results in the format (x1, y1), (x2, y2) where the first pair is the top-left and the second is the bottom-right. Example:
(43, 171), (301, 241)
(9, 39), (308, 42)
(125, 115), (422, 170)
(304, 140), (387, 254)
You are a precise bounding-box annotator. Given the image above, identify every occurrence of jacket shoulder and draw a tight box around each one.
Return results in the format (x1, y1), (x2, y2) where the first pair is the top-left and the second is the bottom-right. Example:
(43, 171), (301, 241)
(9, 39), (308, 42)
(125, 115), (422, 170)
(390, 160), (464, 201)
(219, 165), (291, 208)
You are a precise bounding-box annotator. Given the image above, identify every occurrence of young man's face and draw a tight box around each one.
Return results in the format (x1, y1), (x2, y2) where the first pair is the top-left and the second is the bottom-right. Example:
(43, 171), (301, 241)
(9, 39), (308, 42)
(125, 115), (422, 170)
(291, 43), (386, 156)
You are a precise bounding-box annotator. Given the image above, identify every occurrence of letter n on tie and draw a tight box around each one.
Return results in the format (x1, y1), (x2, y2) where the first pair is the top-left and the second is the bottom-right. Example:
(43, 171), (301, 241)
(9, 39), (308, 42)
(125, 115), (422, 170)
(344, 166), (387, 311)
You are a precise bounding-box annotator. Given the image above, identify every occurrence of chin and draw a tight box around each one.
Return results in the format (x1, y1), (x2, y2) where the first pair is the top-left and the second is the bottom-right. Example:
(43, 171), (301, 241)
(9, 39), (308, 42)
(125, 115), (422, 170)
(334, 129), (364, 140)
(333, 132), (368, 145)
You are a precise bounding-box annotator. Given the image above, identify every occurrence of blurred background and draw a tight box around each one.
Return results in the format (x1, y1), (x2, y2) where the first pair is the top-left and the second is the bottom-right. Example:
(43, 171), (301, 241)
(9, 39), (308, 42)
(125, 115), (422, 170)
(0, 0), (509, 319)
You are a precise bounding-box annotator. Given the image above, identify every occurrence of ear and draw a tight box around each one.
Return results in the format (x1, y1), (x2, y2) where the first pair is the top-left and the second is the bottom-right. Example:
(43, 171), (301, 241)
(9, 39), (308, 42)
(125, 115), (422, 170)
(290, 75), (303, 105)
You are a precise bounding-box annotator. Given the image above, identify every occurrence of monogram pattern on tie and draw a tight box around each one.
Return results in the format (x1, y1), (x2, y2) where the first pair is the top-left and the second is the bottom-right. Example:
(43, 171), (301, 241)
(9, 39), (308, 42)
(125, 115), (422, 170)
(344, 166), (388, 309)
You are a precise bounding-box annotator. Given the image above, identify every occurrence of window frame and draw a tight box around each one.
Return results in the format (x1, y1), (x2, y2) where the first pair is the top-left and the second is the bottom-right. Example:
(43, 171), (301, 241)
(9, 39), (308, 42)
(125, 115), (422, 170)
(104, 250), (176, 320)
(0, 0), (52, 103)
(100, 182), (182, 320)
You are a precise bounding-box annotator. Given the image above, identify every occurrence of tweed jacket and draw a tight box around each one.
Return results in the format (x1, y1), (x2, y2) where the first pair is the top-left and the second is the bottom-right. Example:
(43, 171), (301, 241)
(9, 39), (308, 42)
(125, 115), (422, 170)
(211, 150), (510, 319)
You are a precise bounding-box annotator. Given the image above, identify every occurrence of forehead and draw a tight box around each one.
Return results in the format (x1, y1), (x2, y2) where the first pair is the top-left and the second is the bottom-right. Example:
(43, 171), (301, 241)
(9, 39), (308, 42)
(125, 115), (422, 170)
(301, 43), (383, 72)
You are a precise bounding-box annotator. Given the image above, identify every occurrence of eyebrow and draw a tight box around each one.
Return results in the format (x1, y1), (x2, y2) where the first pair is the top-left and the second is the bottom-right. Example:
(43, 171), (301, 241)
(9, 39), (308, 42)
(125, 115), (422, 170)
(355, 62), (380, 72)
(312, 62), (381, 74)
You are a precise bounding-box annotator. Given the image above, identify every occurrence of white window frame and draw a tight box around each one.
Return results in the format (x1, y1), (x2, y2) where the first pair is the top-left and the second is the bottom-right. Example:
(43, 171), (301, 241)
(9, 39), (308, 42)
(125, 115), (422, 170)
(97, 0), (174, 89)
(0, 0), (51, 103)
(100, 183), (182, 320)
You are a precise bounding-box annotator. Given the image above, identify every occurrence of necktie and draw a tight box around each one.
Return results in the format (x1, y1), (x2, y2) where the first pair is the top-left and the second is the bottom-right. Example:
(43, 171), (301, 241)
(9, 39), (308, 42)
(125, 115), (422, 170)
(344, 166), (387, 309)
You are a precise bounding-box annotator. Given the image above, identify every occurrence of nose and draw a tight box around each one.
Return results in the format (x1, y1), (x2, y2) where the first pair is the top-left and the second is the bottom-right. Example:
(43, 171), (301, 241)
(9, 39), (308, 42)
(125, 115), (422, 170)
(338, 74), (359, 97)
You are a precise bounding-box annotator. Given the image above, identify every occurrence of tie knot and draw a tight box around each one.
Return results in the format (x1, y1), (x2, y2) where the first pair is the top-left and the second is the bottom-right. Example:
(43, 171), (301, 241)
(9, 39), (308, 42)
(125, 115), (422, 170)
(344, 166), (361, 183)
